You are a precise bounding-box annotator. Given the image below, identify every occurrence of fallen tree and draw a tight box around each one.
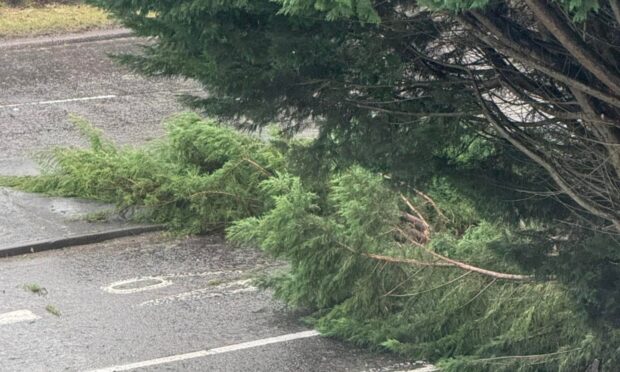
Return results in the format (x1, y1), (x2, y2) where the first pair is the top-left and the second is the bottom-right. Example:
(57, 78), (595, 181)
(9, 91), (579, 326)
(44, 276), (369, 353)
(4, 114), (618, 369)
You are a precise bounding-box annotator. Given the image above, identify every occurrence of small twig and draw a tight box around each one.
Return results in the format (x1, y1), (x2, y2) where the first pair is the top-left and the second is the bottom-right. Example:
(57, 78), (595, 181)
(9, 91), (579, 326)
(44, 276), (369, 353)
(396, 227), (534, 281)
(414, 189), (449, 222)
(364, 252), (453, 267)
(189, 190), (244, 198)
(457, 278), (497, 309)
(400, 194), (431, 242)
(388, 271), (473, 297)
(241, 157), (272, 177)
(382, 266), (428, 297)
(336, 241), (449, 267)
(469, 348), (582, 363)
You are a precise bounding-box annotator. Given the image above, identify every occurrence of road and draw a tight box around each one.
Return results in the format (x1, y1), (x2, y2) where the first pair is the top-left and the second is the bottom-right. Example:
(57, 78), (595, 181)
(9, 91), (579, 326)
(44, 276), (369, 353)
(0, 34), (200, 175)
(0, 33), (434, 371)
(0, 233), (423, 371)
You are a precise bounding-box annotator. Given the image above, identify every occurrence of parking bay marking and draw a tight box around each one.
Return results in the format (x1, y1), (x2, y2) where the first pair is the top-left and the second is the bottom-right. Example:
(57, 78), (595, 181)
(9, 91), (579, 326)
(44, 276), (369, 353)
(0, 310), (40, 325)
(137, 279), (258, 307)
(86, 330), (321, 372)
(0, 89), (205, 110)
(0, 95), (118, 109)
(102, 270), (245, 294)
(102, 270), (258, 304)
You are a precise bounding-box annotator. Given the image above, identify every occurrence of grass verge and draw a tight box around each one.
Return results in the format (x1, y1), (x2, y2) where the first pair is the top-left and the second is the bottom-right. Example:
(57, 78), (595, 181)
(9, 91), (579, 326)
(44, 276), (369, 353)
(0, 3), (114, 38)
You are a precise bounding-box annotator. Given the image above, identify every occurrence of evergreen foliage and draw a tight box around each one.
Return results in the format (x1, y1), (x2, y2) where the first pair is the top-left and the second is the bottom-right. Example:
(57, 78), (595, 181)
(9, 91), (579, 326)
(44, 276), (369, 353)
(4, 114), (619, 370)
(88, 0), (620, 232)
(229, 167), (619, 371)
(2, 114), (283, 232)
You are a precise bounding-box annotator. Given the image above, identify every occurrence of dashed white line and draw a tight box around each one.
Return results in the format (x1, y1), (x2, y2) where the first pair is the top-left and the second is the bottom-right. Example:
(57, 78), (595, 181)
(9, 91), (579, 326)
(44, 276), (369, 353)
(0, 310), (40, 325)
(0, 95), (117, 109)
(86, 330), (321, 372)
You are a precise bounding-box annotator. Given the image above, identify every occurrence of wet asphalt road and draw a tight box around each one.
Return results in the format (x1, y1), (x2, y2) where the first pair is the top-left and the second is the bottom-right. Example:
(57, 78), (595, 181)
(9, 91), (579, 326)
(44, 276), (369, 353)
(0, 34), (431, 371)
(0, 233), (417, 371)
(0, 35), (201, 175)
(0, 187), (141, 250)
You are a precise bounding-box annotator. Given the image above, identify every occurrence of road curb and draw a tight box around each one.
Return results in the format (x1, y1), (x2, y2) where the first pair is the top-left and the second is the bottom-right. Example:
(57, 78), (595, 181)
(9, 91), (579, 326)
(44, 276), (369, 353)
(0, 28), (136, 49)
(0, 225), (164, 258)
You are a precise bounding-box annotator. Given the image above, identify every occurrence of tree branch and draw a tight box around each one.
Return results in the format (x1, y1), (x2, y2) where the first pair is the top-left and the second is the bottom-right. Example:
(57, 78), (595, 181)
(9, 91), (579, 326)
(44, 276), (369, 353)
(523, 0), (620, 93)
(394, 227), (534, 281)
(459, 13), (620, 108)
(469, 73), (620, 232)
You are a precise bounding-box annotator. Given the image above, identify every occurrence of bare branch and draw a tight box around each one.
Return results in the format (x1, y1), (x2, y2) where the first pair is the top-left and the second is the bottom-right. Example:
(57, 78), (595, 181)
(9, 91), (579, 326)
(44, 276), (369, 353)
(524, 0), (620, 93)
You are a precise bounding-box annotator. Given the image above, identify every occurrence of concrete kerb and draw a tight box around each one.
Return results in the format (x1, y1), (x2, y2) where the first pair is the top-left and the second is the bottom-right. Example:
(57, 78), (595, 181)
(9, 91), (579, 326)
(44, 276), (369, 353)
(0, 225), (164, 258)
(0, 28), (136, 50)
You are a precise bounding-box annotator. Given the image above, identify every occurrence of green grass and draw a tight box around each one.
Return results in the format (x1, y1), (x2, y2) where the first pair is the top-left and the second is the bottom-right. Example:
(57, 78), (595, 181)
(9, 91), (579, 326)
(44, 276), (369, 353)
(0, 3), (114, 38)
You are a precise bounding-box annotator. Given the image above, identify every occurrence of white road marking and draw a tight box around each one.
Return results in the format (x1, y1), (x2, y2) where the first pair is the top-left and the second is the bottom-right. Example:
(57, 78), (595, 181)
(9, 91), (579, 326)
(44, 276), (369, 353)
(161, 270), (244, 279)
(0, 95), (117, 109)
(359, 362), (438, 372)
(138, 279), (258, 307)
(0, 310), (40, 325)
(86, 330), (321, 372)
(102, 276), (173, 294)
(0, 89), (205, 110)
(395, 367), (438, 372)
(102, 270), (247, 295)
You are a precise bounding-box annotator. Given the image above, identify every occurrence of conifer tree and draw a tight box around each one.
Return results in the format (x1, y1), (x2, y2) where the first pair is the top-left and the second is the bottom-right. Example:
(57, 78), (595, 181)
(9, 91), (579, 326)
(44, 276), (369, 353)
(85, 0), (620, 369)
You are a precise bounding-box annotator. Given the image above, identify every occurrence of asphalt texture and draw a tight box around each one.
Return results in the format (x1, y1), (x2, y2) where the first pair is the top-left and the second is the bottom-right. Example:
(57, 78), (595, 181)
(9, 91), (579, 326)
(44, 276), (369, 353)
(0, 34), (201, 175)
(0, 233), (424, 371)
(0, 187), (146, 252)
(0, 32), (434, 371)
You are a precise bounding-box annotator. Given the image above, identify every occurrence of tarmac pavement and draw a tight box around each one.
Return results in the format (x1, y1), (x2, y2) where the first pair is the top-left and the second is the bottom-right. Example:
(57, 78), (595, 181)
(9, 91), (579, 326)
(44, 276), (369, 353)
(0, 233), (431, 371)
(0, 187), (156, 255)
(0, 31), (201, 173)
(0, 30), (435, 371)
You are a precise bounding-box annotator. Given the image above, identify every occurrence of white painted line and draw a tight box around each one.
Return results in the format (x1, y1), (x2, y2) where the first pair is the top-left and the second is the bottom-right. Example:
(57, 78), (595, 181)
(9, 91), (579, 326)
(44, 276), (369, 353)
(138, 279), (258, 307)
(102, 270), (246, 295)
(0, 310), (40, 325)
(86, 330), (321, 372)
(397, 367), (438, 372)
(103, 276), (173, 294)
(0, 88), (206, 110)
(359, 362), (438, 372)
(162, 269), (244, 279)
(0, 95), (117, 109)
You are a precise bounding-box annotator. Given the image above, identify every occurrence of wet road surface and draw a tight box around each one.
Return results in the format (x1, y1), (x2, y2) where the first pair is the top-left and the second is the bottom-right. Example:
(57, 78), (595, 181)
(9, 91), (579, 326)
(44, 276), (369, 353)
(0, 35), (201, 176)
(0, 233), (425, 371)
(0, 187), (144, 251)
